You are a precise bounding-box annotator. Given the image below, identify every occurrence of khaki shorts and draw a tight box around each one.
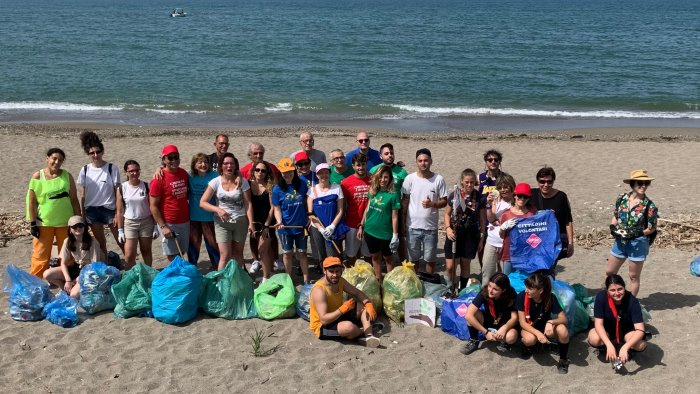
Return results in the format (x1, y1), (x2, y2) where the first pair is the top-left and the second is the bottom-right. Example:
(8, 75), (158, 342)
(214, 217), (249, 243)
(124, 217), (154, 239)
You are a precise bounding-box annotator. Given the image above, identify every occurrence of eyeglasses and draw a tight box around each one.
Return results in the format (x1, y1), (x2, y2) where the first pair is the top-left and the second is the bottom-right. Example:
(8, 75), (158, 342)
(331, 156), (345, 161)
(296, 160), (311, 166)
(70, 223), (85, 229)
(357, 138), (370, 143)
(635, 181), (651, 187)
(88, 150), (103, 156)
(486, 157), (500, 163)
(538, 179), (554, 185)
(514, 194), (530, 200)
(165, 154), (179, 161)
(253, 168), (267, 173)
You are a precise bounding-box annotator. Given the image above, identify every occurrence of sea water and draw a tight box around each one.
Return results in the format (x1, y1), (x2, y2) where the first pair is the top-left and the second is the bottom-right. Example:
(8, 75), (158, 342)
(1, 0), (698, 130)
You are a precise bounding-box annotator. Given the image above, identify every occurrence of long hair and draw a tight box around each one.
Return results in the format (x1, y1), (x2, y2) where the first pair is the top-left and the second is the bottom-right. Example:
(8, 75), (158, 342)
(524, 272), (553, 311)
(80, 131), (104, 154)
(249, 161), (275, 191)
(480, 272), (516, 307)
(605, 274), (626, 289)
(67, 227), (93, 252)
(217, 152), (240, 176)
(190, 153), (210, 176)
(277, 169), (302, 192)
(369, 165), (394, 197)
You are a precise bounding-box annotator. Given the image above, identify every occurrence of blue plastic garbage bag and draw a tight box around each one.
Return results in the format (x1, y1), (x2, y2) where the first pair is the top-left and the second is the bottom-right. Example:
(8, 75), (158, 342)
(79, 262), (121, 314)
(552, 279), (590, 334)
(43, 291), (79, 328)
(152, 256), (202, 324)
(3, 265), (54, 321)
(509, 210), (561, 273)
(690, 256), (700, 277)
(507, 271), (529, 293)
(296, 283), (314, 321)
(441, 287), (484, 341)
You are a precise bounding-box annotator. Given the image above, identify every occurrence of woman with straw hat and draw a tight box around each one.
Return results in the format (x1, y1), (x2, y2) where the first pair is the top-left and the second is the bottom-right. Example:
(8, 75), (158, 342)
(606, 170), (658, 297)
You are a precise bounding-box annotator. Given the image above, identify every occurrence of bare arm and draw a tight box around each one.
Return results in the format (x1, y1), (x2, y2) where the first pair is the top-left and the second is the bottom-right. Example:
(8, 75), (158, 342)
(331, 198), (345, 227)
(27, 172), (40, 222)
(243, 189), (255, 233)
(68, 173), (81, 216)
(311, 285), (343, 326)
(116, 186), (125, 229)
(392, 208), (398, 234)
(343, 279), (371, 305)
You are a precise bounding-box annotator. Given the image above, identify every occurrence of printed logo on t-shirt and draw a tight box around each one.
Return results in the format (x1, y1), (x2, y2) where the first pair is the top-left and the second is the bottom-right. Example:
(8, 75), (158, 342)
(170, 179), (187, 199)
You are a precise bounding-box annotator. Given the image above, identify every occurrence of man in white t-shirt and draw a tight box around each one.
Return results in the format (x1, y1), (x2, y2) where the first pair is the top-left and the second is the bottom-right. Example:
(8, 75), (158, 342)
(401, 148), (447, 273)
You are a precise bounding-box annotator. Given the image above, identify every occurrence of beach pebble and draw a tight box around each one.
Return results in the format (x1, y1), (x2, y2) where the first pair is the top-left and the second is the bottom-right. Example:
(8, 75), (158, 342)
(19, 341), (30, 351)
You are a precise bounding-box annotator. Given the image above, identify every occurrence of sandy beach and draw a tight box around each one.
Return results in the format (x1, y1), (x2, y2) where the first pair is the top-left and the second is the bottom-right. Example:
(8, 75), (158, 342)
(1, 123), (699, 393)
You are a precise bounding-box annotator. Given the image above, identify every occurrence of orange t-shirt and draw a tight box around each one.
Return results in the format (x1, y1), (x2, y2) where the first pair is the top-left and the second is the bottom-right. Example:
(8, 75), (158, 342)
(309, 280), (345, 337)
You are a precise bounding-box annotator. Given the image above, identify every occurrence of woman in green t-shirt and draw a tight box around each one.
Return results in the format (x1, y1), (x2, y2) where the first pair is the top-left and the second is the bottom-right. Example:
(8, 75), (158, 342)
(358, 165), (400, 282)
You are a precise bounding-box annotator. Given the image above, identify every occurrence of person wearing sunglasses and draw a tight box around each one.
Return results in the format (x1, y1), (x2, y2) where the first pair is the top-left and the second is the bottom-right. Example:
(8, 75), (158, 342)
(77, 131), (121, 257)
(248, 161), (278, 279)
(239, 142), (281, 181)
(606, 170), (658, 297)
(482, 173), (515, 286)
(27, 147), (81, 277)
(43, 216), (102, 298)
(478, 149), (504, 265)
(498, 183), (537, 275)
(293, 151), (319, 189)
(150, 145), (191, 263)
(370, 143), (408, 260)
(530, 167), (575, 270)
(344, 131), (382, 171)
(289, 131), (326, 172)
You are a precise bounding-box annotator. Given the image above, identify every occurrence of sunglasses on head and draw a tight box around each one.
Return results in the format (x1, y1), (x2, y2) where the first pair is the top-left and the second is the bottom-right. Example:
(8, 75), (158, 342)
(515, 194), (530, 200)
(486, 157), (500, 163)
(357, 138), (370, 143)
(538, 179), (554, 185)
(70, 223), (85, 229)
(296, 160), (311, 166)
(253, 168), (267, 173)
(88, 149), (103, 156)
(634, 180), (651, 186)
(165, 154), (179, 161)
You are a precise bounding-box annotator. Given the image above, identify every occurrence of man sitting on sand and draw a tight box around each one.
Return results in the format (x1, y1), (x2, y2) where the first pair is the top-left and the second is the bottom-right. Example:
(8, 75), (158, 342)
(309, 256), (380, 347)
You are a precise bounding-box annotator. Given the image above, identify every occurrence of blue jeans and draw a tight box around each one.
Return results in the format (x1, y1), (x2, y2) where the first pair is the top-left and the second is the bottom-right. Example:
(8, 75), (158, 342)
(407, 228), (438, 263)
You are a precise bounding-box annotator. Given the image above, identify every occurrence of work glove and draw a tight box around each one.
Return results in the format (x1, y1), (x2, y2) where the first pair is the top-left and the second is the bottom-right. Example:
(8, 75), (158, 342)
(152, 225), (160, 240)
(499, 218), (518, 231)
(30, 221), (40, 238)
(364, 302), (377, 321)
(117, 228), (126, 244)
(389, 233), (399, 253)
(338, 299), (356, 314)
(322, 224), (335, 240)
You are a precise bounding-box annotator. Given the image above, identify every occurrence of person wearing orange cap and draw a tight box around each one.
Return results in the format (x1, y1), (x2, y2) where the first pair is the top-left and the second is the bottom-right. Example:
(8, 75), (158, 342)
(606, 170), (658, 297)
(309, 256), (380, 347)
(498, 183), (537, 275)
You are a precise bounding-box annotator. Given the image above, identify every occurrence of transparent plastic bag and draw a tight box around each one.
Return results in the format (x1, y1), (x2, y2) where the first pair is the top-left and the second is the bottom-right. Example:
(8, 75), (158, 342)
(295, 283), (314, 321)
(382, 261), (423, 323)
(200, 260), (257, 320)
(342, 261), (383, 313)
(112, 263), (159, 318)
(79, 262), (121, 314)
(3, 265), (54, 321)
(43, 291), (79, 328)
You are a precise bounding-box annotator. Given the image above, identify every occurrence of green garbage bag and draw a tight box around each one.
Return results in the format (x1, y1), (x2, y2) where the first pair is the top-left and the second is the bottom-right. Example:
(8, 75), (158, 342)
(199, 260), (256, 319)
(111, 263), (158, 318)
(382, 262), (423, 323)
(342, 261), (383, 313)
(253, 273), (296, 320)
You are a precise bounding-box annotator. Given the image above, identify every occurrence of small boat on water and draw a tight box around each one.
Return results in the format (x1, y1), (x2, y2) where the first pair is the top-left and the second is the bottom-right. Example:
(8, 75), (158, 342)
(171, 8), (187, 17)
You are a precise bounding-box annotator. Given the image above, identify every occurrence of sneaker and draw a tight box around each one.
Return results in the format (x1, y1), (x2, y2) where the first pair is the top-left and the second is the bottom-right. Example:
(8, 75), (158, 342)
(496, 342), (512, 352)
(557, 358), (570, 374)
(358, 335), (380, 348)
(521, 346), (534, 360)
(274, 260), (284, 271)
(460, 339), (480, 355)
(248, 260), (261, 274)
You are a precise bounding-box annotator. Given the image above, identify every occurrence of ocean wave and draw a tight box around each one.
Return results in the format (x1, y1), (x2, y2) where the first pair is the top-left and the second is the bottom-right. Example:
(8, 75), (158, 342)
(0, 101), (124, 112)
(388, 104), (700, 119)
(264, 103), (293, 112)
(144, 108), (208, 114)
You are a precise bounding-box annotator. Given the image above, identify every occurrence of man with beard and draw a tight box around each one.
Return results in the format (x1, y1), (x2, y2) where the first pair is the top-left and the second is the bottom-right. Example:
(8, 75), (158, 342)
(208, 134), (230, 172)
(309, 256), (380, 347)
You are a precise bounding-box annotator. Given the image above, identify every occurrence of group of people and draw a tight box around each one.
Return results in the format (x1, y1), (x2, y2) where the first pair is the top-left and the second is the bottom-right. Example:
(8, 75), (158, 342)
(25, 129), (657, 369)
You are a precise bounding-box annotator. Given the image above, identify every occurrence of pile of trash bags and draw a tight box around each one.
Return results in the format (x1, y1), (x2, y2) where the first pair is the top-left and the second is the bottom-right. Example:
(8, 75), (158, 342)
(3, 265), (54, 321)
(342, 261), (383, 313)
(79, 262), (121, 314)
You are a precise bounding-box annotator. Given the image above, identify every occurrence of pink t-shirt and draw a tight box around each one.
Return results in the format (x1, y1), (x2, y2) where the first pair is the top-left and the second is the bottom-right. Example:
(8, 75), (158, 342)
(340, 175), (371, 228)
(150, 168), (189, 224)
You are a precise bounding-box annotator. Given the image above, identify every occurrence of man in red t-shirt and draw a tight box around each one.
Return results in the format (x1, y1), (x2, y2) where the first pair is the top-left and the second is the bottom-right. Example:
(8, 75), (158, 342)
(150, 145), (190, 262)
(239, 142), (281, 180)
(340, 153), (371, 266)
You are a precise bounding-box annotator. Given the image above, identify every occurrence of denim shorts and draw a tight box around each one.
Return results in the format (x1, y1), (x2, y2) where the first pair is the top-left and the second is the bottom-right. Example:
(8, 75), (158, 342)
(407, 227), (438, 263)
(277, 231), (307, 253)
(85, 206), (115, 225)
(610, 236), (649, 262)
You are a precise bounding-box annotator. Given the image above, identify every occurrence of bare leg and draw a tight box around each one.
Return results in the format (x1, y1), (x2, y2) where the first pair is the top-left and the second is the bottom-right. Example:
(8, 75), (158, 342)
(123, 238), (138, 269)
(297, 251), (309, 283)
(371, 252), (383, 283)
(232, 240), (246, 269)
(90, 223), (108, 257)
(627, 260), (644, 297)
(138, 236), (153, 266)
(217, 241), (233, 270)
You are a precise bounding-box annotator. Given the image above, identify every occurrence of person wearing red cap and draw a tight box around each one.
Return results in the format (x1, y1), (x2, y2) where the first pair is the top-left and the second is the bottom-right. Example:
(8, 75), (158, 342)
(293, 151), (319, 188)
(498, 182), (537, 274)
(289, 131), (326, 172)
(309, 256), (380, 347)
(150, 145), (190, 262)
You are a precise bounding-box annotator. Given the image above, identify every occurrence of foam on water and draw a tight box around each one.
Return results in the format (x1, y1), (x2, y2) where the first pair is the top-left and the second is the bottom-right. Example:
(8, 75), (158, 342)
(0, 101), (124, 112)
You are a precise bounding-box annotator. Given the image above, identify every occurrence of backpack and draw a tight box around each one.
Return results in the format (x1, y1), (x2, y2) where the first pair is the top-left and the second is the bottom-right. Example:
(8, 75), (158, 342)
(82, 163), (115, 197)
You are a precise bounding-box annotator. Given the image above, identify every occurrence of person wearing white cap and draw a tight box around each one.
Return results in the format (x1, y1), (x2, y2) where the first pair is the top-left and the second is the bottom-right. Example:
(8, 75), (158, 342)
(606, 170), (658, 297)
(43, 215), (103, 298)
(307, 163), (349, 264)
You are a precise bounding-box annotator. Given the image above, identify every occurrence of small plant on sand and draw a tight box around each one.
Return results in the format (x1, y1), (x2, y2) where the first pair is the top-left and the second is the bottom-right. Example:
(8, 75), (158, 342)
(530, 380), (544, 394)
(250, 325), (282, 357)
